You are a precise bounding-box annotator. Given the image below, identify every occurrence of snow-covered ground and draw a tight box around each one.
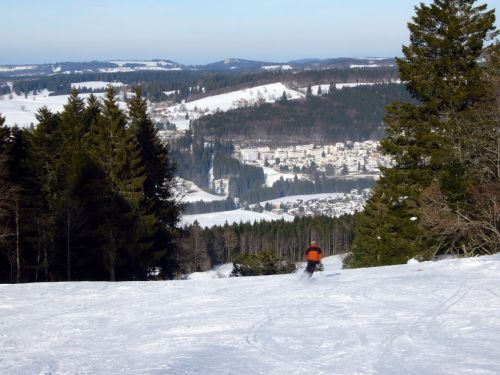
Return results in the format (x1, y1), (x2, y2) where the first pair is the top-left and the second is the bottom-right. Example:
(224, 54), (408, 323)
(187, 263), (234, 280)
(182, 208), (294, 228)
(262, 166), (304, 187)
(299, 81), (401, 95)
(70, 81), (124, 90)
(0, 65), (36, 72)
(261, 192), (353, 205)
(108, 60), (175, 68)
(1, 255), (499, 374)
(178, 82), (302, 112)
(0, 90), (126, 127)
(173, 178), (227, 203)
(162, 82), (304, 129)
(262, 65), (293, 71)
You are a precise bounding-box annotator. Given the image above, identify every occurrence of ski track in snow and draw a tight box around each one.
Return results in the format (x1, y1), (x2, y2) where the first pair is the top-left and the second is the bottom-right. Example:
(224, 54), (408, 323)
(1, 255), (499, 374)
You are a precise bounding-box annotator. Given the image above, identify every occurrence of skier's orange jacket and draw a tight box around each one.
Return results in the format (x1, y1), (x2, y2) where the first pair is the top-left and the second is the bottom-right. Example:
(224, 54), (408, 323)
(305, 246), (322, 262)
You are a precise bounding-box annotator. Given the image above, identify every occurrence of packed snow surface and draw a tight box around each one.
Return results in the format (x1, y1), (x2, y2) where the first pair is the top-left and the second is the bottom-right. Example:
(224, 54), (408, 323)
(1, 255), (499, 374)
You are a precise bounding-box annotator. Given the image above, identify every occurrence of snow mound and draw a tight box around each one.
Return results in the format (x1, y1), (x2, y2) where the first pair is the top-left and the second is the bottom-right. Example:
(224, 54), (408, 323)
(187, 263), (234, 280)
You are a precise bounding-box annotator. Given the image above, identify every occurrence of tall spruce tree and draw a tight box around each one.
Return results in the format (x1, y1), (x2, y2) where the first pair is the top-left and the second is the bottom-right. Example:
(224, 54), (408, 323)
(0, 114), (17, 281)
(89, 87), (149, 280)
(128, 87), (179, 277)
(350, 0), (497, 267)
(420, 44), (500, 255)
(23, 108), (63, 281)
(56, 91), (108, 280)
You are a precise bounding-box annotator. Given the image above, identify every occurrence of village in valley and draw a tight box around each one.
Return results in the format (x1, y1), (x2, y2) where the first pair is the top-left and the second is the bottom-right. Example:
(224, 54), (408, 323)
(247, 192), (370, 219)
(235, 140), (392, 176)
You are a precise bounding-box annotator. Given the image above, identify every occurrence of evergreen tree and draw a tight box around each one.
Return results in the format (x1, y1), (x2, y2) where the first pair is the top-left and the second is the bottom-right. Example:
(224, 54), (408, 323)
(420, 44), (500, 255)
(60, 89), (86, 149)
(0, 114), (18, 281)
(0, 114), (8, 150)
(83, 94), (101, 135)
(280, 90), (288, 102)
(306, 85), (313, 97)
(350, 0), (497, 266)
(56, 91), (102, 280)
(8, 108), (64, 282)
(128, 87), (179, 277)
(89, 87), (148, 280)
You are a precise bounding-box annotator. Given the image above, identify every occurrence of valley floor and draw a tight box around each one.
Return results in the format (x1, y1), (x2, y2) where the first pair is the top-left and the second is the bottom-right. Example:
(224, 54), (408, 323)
(1, 255), (499, 374)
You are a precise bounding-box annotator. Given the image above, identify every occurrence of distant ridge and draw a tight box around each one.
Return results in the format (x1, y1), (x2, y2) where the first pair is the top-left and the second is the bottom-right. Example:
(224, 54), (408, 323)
(0, 57), (396, 77)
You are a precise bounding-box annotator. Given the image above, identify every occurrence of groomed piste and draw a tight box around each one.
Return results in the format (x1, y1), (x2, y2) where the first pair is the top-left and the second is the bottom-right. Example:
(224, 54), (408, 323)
(1, 255), (499, 374)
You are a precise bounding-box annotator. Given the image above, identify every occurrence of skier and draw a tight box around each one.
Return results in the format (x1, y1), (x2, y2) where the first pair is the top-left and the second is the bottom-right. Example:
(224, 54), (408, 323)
(304, 241), (322, 277)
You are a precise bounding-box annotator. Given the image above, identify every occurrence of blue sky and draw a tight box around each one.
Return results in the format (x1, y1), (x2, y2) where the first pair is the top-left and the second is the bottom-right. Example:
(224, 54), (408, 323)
(2, 0), (499, 64)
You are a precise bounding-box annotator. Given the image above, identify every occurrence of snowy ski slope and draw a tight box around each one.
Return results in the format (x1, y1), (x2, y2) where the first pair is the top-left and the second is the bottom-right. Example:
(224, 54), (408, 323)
(1, 255), (499, 374)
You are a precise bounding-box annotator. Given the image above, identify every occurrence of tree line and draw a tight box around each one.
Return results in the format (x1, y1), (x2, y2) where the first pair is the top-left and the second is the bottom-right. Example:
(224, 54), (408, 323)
(0, 88), (180, 283)
(174, 215), (355, 275)
(349, 0), (499, 267)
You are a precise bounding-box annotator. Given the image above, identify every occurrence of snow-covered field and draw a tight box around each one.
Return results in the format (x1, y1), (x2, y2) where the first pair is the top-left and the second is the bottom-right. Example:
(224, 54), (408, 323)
(100, 60), (182, 73)
(108, 60), (175, 68)
(179, 82), (303, 112)
(0, 90), (126, 127)
(1, 255), (499, 374)
(182, 208), (294, 228)
(261, 192), (354, 205)
(262, 166), (307, 187)
(299, 81), (401, 96)
(262, 65), (293, 71)
(70, 81), (124, 90)
(0, 65), (36, 72)
(163, 82), (304, 129)
(174, 178), (227, 203)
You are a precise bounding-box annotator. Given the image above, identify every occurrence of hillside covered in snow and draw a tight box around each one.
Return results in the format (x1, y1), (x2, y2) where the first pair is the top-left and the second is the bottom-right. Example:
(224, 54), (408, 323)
(0, 89), (128, 128)
(1, 255), (499, 374)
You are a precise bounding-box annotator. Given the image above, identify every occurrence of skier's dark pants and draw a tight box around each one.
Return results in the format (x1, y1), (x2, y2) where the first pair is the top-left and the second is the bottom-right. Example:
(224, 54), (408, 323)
(306, 260), (318, 276)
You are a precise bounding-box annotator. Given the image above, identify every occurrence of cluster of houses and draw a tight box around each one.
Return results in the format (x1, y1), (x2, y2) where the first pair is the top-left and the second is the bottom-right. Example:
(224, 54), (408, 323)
(247, 190), (371, 219)
(236, 141), (392, 176)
